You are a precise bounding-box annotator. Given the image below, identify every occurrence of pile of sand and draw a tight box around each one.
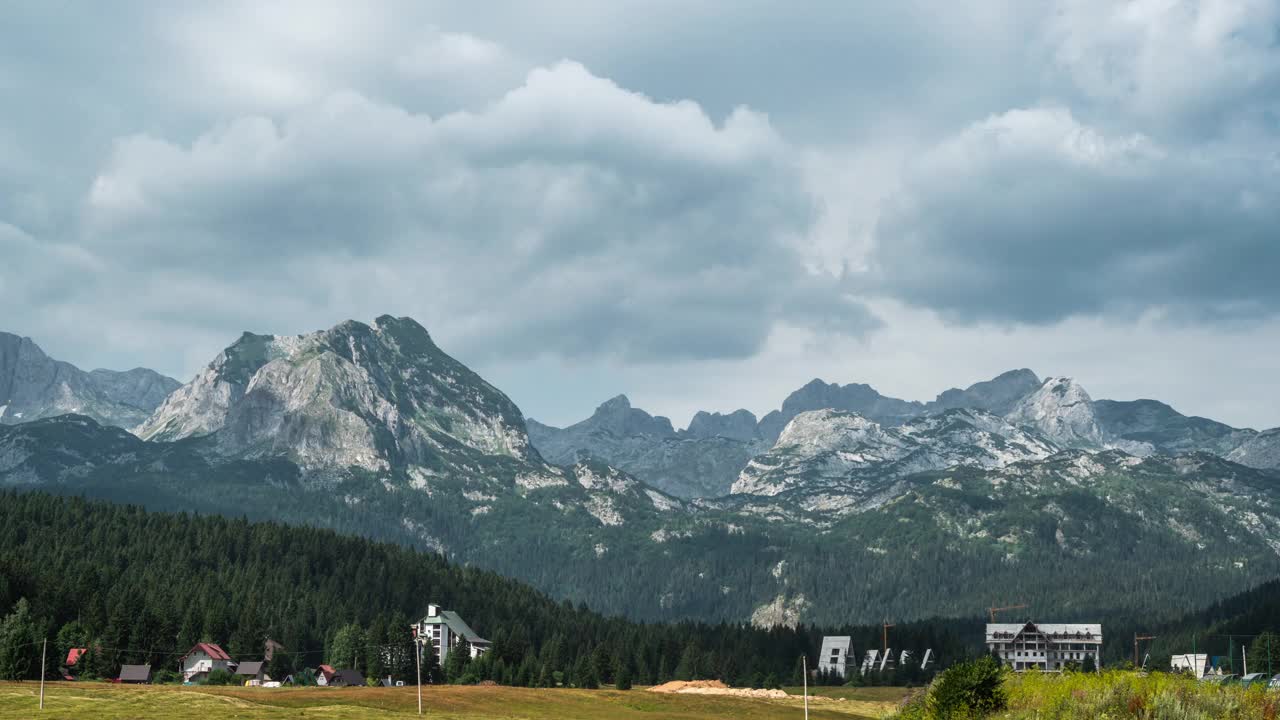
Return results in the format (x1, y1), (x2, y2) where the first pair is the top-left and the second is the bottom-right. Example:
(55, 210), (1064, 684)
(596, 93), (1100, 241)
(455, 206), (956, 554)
(647, 680), (789, 699)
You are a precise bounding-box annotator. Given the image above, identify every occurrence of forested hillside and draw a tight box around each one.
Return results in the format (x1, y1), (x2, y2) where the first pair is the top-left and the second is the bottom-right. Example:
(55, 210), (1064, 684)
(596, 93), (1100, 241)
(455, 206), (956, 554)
(0, 492), (970, 686)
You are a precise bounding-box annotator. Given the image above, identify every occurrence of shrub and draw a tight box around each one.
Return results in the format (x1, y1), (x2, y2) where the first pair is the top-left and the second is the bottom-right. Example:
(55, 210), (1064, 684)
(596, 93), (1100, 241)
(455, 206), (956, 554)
(203, 668), (236, 686)
(924, 657), (1007, 719)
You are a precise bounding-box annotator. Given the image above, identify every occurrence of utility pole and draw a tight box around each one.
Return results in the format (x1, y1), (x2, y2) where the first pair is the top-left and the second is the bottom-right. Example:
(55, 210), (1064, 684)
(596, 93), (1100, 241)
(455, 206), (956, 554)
(39, 638), (47, 711)
(1242, 647), (1247, 677)
(802, 654), (809, 720)
(1134, 634), (1156, 670)
(882, 621), (895, 656)
(415, 640), (423, 716)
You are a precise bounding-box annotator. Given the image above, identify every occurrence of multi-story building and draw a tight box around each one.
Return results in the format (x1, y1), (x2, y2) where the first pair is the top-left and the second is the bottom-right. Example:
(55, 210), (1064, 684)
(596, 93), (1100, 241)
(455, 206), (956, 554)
(818, 636), (852, 677)
(411, 604), (492, 665)
(986, 622), (1102, 672)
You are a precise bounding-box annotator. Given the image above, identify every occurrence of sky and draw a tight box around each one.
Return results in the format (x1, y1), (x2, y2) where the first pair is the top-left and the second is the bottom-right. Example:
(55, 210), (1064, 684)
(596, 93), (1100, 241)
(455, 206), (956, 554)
(3, 1), (1280, 430)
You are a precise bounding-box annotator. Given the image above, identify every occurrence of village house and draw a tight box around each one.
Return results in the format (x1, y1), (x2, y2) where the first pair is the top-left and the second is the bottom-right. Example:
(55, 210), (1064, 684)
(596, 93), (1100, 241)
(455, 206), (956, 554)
(235, 661), (268, 686)
(410, 604), (492, 664)
(118, 664), (152, 684)
(180, 642), (235, 683)
(986, 622), (1102, 672)
(316, 664), (337, 686)
(62, 647), (87, 680)
(328, 669), (366, 687)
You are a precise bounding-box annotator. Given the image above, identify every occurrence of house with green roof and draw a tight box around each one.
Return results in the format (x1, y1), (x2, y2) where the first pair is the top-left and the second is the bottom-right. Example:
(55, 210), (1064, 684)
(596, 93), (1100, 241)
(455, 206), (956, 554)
(411, 604), (492, 664)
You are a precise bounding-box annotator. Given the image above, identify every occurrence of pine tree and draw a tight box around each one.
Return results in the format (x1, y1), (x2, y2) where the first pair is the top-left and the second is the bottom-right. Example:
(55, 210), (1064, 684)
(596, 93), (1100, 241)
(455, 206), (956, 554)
(674, 642), (701, 681)
(327, 623), (364, 670)
(443, 641), (471, 683)
(590, 643), (612, 685)
(615, 663), (633, 690)
(365, 616), (388, 682)
(634, 651), (653, 686)
(0, 599), (37, 680)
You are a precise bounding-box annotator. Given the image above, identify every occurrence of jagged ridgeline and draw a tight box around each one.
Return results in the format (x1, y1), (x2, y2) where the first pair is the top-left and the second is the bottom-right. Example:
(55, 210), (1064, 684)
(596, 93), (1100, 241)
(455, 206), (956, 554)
(0, 491), (971, 683)
(1, 316), (1279, 628)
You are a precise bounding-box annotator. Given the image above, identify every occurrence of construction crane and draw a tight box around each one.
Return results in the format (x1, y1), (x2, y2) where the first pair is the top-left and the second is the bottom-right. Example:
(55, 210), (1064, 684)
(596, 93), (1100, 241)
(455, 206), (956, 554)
(882, 621), (895, 655)
(988, 604), (1028, 622)
(1134, 634), (1157, 670)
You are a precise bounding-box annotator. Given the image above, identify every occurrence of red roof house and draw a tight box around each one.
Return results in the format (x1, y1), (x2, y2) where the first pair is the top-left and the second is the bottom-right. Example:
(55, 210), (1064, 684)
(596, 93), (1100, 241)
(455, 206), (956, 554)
(180, 643), (235, 683)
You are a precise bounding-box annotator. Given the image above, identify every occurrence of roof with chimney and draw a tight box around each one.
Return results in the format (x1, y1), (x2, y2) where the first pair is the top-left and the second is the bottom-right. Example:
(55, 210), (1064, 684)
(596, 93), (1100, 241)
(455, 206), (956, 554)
(417, 608), (490, 645)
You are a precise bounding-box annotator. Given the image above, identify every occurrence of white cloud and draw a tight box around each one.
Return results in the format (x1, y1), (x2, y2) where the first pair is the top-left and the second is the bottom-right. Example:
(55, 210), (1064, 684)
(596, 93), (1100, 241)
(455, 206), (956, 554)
(4, 2), (1280, 429)
(79, 61), (873, 366)
(870, 106), (1280, 324)
(1047, 0), (1280, 133)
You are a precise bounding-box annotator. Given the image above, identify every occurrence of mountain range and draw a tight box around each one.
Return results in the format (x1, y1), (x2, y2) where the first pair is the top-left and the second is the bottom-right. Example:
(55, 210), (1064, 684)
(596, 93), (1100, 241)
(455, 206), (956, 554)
(0, 332), (179, 429)
(529, 368), (1280, 499)
(1, 317), (1278, 629)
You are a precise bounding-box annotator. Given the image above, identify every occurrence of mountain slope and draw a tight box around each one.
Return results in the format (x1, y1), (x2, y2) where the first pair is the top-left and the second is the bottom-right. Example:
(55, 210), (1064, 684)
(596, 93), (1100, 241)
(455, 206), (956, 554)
(731, 408), (1060, 513)
(0, 332), (179, 428)
(1093, 399), (1253, 456)
(528, 395), (762, 498)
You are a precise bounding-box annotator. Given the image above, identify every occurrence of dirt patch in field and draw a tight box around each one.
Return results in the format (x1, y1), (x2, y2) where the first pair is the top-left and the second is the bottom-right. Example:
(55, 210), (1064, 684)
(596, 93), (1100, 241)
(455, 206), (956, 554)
(647, 680), (789, 699)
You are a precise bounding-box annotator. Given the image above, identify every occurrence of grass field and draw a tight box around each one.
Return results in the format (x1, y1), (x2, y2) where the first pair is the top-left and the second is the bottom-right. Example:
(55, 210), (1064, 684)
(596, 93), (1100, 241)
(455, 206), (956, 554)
(0, 681), (908, 720)
(892, 668), (1280, 719)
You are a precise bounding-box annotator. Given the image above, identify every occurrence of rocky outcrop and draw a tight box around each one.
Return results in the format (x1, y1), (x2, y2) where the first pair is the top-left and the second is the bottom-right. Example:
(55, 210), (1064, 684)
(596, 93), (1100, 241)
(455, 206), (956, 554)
(1007, 377), (1104, 448)
(732, 407), (1059, 511)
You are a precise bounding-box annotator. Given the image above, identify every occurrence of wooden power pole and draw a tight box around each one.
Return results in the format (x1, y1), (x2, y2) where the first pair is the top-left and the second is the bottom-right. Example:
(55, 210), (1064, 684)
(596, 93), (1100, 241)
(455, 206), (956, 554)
(39, 638), (46, 711)
(882, 621), (895, 655)
(415, 639), (422, 716)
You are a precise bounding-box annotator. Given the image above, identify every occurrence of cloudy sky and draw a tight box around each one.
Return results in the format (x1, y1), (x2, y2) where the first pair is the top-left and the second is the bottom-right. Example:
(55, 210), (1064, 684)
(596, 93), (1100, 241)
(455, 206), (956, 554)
(4, 1), (1280, 429)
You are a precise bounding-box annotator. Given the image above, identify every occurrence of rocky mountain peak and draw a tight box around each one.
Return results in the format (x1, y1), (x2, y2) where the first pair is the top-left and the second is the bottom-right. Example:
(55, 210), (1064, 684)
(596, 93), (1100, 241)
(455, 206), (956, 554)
(929, 368), (1041, 415)
(759, 378), (924, 441)
(684, 408), (759, 442)
(136, 316), (533, 471)
(1007, 376), (1103, 447)
(585, 394), (674, 437)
